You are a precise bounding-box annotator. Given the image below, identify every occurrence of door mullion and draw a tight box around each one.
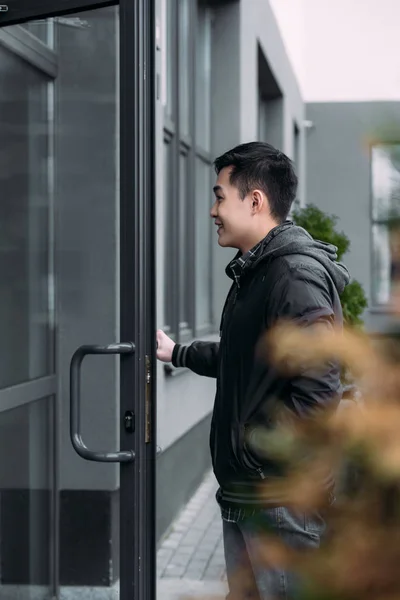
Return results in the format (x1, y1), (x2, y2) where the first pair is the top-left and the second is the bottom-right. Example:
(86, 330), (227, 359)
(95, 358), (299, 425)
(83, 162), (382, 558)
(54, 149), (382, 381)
(119, 0), (156, 599)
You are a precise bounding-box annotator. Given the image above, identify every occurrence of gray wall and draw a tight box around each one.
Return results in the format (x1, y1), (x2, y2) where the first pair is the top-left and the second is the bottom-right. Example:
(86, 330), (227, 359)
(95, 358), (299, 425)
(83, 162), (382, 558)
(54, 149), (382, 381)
(306, 101), (400, 331)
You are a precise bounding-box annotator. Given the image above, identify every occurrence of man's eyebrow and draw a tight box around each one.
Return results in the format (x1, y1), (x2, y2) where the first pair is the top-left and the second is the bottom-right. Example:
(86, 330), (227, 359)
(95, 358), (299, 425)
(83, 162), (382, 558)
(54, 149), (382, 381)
(213, 185), (224, 194)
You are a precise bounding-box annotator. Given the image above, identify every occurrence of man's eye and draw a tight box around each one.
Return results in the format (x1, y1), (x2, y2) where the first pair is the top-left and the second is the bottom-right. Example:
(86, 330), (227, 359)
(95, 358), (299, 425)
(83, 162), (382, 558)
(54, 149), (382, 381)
(217, 196), (224, 202)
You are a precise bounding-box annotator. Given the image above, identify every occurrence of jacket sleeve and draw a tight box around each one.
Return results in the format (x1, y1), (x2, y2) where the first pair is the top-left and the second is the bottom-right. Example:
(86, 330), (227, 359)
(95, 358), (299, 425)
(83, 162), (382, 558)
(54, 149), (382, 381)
(172, 341), (219, 378)
(270, 265), (342, 420)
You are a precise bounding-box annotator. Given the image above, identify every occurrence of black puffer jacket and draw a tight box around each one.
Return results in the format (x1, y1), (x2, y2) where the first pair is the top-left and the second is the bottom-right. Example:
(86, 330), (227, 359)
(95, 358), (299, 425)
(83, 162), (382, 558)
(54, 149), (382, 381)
(172, 222), (350, 506)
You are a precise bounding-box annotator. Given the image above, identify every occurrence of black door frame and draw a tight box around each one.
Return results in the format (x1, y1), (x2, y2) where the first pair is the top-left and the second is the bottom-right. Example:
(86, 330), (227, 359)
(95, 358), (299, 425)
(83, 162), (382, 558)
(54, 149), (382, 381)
(0, 2), (156, 599)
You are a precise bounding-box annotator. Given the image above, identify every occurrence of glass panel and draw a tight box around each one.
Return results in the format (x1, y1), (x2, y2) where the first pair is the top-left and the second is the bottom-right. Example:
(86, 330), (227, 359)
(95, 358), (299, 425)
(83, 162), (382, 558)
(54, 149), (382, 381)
(195, 2), (211, 151)
(0, 396), (53, 598)
(371, 144), (400, 221)
(179, 153), (190, 332)
(195, 157), (212, 330)
(179, 0), (190, 136)
(372, 224), (391, 305)
(0, 45), (54, 390)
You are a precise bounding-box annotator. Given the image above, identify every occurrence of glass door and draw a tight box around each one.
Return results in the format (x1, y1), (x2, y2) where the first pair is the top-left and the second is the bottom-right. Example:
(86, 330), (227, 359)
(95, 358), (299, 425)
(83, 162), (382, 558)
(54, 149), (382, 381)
(0, 2), (155, 600)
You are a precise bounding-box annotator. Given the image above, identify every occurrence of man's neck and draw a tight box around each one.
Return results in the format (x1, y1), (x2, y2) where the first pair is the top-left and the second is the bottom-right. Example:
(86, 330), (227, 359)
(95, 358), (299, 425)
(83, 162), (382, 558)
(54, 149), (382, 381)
(239, 222), (278, 254)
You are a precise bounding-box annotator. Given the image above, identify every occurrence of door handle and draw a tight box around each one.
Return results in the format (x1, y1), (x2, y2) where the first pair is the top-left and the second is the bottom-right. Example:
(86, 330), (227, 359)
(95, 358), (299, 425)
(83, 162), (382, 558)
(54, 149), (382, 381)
(70, 343), (136, 462)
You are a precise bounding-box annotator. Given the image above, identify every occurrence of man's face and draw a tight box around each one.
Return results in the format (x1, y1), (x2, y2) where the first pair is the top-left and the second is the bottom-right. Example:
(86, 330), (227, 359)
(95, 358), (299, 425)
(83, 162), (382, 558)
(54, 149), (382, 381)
(210, 166), (254, 251)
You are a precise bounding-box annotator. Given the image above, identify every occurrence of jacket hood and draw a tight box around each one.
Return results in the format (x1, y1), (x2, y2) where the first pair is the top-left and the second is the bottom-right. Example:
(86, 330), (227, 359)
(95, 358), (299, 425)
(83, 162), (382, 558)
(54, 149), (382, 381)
(253, 221), (350, 294)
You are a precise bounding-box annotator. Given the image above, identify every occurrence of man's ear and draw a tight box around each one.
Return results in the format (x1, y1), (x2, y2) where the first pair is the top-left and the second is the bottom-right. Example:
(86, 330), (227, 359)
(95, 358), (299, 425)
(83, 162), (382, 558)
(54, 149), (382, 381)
(251, 190), (265, 214)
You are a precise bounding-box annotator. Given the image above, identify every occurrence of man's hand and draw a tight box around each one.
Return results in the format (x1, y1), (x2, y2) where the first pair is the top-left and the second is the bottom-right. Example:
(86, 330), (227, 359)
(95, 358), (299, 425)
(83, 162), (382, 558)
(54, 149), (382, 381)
(156, 330), (176, 363)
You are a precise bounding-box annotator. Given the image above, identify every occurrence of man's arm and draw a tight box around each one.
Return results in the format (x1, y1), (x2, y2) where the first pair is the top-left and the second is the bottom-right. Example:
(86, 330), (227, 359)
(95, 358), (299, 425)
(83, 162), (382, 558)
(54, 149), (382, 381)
(287, 318), (341, 419)
(270, 266), (342, 420)
(172, 341), (219, 378)
(156, 330), (219, 378)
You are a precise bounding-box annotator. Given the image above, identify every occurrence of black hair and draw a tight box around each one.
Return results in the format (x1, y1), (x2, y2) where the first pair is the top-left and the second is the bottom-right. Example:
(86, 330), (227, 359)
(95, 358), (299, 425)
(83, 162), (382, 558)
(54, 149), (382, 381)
(214, 141), (298, 223)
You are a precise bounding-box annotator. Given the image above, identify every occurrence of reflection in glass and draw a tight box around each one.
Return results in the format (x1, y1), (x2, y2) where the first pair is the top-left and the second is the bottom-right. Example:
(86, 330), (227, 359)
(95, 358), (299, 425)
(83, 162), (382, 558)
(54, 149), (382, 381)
(0, 46), (54, 389)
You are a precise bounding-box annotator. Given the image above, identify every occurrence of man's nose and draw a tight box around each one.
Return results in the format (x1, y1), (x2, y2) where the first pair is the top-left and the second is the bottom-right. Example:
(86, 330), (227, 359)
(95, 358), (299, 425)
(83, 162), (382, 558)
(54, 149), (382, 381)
(210, 201), (217, 218)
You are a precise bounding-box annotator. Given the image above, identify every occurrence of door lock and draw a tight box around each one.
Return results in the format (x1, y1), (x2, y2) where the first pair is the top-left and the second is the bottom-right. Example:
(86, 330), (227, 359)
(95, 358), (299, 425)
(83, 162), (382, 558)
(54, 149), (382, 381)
(124, 411), (135, 433)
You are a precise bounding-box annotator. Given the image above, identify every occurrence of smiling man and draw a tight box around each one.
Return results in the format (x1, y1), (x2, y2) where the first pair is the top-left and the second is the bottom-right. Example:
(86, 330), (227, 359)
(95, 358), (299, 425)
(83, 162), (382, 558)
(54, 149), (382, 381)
(157, 141), (349, 599)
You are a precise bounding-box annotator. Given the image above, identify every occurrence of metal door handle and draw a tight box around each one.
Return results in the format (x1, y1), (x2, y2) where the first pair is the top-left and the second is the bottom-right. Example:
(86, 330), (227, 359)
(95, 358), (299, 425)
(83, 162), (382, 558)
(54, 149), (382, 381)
(70, 343), (136, 462)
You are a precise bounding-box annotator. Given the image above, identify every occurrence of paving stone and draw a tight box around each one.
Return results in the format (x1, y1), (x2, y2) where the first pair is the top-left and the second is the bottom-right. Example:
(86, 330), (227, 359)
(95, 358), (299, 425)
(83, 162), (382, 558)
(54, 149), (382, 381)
(168, 556), (191, 568)
(187, 559), (209, 573)
(204, 567), (225, 580)
(163, 564), (187, 578)
(158, 470), (225, 584)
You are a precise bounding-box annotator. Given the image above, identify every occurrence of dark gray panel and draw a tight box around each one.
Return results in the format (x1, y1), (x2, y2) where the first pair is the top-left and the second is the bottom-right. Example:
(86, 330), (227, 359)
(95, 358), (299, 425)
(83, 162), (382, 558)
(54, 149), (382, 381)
(59, 489), (119, 586)
(156, 412), (213, 542)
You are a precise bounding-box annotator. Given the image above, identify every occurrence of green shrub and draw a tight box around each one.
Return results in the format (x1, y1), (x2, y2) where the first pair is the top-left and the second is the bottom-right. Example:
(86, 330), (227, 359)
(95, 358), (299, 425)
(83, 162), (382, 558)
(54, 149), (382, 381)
(292, 204), (368, 328)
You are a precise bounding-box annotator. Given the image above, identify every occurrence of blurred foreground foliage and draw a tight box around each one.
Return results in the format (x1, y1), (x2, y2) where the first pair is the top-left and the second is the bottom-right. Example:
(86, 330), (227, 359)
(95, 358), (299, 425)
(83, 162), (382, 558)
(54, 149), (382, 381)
(250, 321), (400, 600)
(185, 317), (400, 600)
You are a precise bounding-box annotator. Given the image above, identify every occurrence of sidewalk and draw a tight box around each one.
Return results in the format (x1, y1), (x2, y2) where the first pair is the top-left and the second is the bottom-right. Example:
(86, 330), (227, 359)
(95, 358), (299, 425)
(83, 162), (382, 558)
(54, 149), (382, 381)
(157, 471), (228, 599)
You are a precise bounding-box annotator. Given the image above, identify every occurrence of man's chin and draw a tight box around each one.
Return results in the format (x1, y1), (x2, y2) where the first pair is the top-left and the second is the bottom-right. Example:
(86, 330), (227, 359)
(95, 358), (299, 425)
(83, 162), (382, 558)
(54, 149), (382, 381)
(217, 235), (228, 247)
(217, 235), (235, 249)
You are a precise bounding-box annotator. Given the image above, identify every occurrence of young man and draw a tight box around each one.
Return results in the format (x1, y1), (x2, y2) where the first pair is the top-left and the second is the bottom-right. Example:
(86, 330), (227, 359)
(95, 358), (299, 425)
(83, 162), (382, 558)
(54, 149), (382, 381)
(157, 142), (349, 599)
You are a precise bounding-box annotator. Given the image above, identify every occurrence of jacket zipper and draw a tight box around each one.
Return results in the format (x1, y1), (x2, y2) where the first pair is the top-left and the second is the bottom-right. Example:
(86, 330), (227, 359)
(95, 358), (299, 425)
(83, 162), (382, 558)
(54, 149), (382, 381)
(257, 467), (266, 479)
(232, 286), (238, 306)
(220, 284), (238, 336)
(219, 283), (236, 336)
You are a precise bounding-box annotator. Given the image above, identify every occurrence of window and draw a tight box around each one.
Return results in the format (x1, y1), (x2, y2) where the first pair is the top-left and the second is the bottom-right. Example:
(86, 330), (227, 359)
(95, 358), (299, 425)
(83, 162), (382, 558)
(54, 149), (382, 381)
(163, 0), (213, 342)
(371, 143), (400, 305)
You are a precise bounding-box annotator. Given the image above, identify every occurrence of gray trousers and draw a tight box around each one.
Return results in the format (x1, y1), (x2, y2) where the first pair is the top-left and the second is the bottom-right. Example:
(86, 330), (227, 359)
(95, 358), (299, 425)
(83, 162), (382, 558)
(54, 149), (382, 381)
(223, 506), (325, 599)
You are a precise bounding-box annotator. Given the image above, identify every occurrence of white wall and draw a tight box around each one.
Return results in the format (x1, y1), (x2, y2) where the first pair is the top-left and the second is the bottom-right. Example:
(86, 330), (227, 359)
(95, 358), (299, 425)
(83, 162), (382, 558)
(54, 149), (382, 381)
(269, 0), (400, 102)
